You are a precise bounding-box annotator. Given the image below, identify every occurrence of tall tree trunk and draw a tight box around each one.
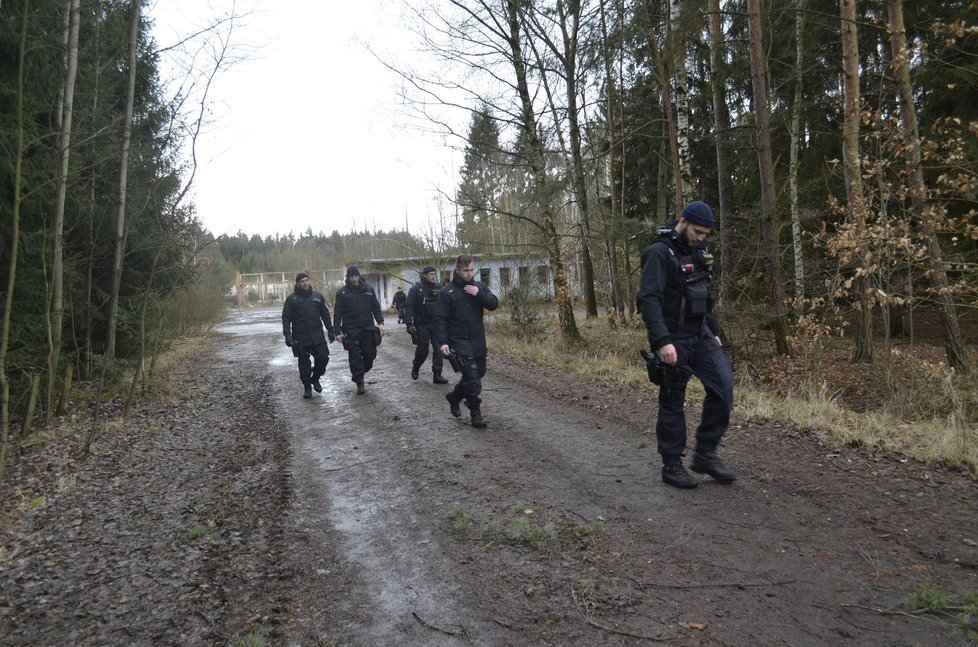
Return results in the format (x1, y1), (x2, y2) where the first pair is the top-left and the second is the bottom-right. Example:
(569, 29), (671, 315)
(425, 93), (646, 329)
(789, 0), (806, 303)
(47, 0), (81, 423)
(651, 39), (681, 215)
(599, 0), (627, 317)
(85, 0), (140, 455)
(104, 0), (140, 360)
(669, 0), (692, 200)
(886, 0), (969, 373)
(1, 0), (30, 481)
(840, 0), (873, 363)
(747, 0), (791, 355)
(706, 0), (736, 308)
(505, 0), (579, 343)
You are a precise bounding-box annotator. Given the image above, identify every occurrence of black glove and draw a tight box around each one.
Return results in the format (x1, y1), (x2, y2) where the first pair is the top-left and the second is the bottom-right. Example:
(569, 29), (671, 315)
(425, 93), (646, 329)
(328, 330), (336, 343)
(284, 334), (293, 347)
(406, 325), (417, 337)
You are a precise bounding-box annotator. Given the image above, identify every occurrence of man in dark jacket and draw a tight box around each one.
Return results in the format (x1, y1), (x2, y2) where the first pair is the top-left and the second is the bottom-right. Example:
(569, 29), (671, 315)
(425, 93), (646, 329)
(333, 266), (385, 394)
(404, 265), (448, 384)
(637, 201), (735, 489)
(392, 286), (407, 323)
(435, 254), (499, 428)
(282, 272), (335, 399)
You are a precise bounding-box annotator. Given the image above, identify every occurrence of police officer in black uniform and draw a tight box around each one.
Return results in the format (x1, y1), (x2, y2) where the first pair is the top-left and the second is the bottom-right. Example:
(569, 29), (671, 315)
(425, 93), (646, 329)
(282, 272), (335, 399)
(435, 254), (499, 428)
(638, 201), (736, 489)
(333, 266), (385, 394)
(404, 265), (449, 384)
(392, 286), (407, 323)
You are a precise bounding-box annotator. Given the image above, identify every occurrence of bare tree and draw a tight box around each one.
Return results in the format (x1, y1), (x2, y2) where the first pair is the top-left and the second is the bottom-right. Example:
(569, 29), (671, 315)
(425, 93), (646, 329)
(1, 0), (30, 480)
(885, 0), (969, 373)
(747, 0), (791, 355)
(706, 0), (736, 308)
(788, 0), (806, 303)
(47, 0), (81, 424)
(840, 0), (872, 363)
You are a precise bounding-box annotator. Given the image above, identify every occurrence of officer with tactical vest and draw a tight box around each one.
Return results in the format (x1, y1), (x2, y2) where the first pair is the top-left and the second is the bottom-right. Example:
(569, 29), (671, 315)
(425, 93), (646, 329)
(638, 201), (736, 489)
(404, 265), (449, 384)
(333, 266), (385, 394)
(282, 272), (335, 399)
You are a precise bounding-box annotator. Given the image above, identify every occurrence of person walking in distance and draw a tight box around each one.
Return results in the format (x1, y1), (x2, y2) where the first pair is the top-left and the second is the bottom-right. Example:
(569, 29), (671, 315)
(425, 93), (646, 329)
(637, 201), (736, 488)
(435, 255), (499, 428)
(392, 286), (407, 323)
(333, 266), (385, 394)
(282, 272), (335, 399)
(404, 265), (449, 384)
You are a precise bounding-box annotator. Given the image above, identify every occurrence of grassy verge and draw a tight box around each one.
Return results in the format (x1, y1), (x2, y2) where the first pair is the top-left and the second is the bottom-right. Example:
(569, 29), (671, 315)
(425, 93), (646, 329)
(486, 313), (978, 473)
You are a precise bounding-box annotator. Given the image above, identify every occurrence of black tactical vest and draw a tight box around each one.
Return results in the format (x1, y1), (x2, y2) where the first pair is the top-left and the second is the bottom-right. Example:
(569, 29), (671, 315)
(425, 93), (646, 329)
(653, 232), (714, 336)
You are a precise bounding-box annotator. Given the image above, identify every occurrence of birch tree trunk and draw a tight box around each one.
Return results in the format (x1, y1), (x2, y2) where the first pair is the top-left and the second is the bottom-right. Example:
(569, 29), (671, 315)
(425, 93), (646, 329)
(669, 0), (692, 201)
(47, 0), (81, 423)
(747, 0), (791, 355)
(840, 0), (873, 363)
(885, 0), (969, 373)
(789, 0), (806, 303)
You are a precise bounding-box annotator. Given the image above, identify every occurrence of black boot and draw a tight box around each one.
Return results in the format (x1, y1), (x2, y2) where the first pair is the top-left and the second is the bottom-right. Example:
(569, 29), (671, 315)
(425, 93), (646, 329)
(470, 407), (487, 428)
(312, 377), (323, 393)
(433, 372), (448, 384)
(411, 364), (419, 380)
(690, 448), (737, 483)
(445, 392), (462, 417)
(355, 376), (365, 395)
(303, 384), (312, 399)
(661, 456), (697, 489)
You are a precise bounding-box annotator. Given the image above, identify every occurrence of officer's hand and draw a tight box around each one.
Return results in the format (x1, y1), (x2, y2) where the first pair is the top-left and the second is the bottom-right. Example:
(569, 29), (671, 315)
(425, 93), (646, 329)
(378, 324), (386, 336)
(406, 325), (417, 337)
(440, 344), (450, 356)
(284, 334), (293, 347)
(659, 343), (678, 366)
(328, 330), (336, 343)
(335, 333), (344, 343)
(463, 284), (479, 296)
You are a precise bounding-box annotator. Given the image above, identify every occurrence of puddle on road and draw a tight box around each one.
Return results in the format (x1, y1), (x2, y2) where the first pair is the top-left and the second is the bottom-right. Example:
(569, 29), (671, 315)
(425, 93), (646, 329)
(213, 306), (280, 335)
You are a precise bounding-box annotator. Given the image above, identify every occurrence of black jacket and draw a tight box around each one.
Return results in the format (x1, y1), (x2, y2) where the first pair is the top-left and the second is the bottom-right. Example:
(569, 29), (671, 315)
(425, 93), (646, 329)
(403, 280), (441, 326)
(637, 228), (717, 350)
(434, 273), (499, 357)
(392, 290), (407, 308)
(282, 287), (333, 346)
(333, 279), (383, 335)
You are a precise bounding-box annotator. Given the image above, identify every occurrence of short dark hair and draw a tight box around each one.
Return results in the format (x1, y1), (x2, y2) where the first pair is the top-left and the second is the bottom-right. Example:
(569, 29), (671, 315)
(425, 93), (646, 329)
(455, 254), (473, 269)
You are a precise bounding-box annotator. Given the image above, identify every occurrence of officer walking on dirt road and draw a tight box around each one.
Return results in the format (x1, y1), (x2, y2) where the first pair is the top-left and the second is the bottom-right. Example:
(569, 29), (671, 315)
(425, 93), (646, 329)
(638, 201), (736, 488)
(333, 266), (385, 395)
(435, 254), (499, 428)
(404, 265), (449, 384)
(282, 272), (335, 399)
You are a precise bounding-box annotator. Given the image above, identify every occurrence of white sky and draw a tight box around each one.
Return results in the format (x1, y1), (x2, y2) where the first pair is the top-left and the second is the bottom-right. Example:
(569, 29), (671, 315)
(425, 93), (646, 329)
(148, 0), (462, 239)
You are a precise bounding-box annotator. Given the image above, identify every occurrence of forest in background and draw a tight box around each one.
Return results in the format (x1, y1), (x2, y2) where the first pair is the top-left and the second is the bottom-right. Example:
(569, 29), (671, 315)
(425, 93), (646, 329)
(2, 0), (978, 477)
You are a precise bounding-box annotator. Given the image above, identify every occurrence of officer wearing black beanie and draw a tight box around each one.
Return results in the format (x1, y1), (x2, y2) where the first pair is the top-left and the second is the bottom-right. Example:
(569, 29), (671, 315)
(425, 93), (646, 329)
(637, 201), (736, 489)
(282, 272), (335, 399)
(333, 266), (385, 394)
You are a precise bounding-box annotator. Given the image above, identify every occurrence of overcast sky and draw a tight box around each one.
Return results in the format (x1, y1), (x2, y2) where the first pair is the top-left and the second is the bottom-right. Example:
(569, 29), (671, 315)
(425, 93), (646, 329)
(148, 0), (462, 239)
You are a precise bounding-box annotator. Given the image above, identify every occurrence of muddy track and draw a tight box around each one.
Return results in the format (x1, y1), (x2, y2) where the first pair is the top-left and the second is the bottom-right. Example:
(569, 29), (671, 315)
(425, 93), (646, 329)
(2, 307), (976, 646)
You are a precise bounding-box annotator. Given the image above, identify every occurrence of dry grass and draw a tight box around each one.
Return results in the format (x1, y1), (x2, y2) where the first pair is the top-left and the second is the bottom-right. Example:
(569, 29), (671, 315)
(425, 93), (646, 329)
(487, 312), (978, 473)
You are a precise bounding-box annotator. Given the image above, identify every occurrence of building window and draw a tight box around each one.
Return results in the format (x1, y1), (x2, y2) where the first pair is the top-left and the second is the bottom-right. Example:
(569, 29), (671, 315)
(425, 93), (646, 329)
(480, 268), (491, 286)
(518, 266), (530, 287)
(535, 265), (548, 286)
(500, 267), (511, 288)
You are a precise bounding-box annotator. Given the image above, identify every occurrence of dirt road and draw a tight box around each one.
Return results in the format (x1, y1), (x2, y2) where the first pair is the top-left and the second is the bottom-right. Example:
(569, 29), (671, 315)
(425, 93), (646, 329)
(2, 307), (976, 645)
